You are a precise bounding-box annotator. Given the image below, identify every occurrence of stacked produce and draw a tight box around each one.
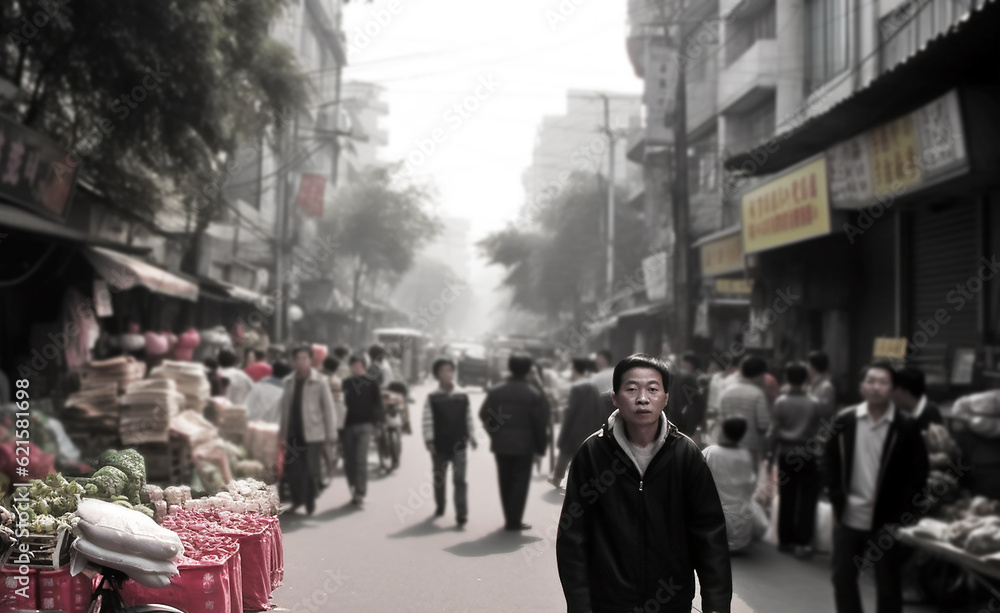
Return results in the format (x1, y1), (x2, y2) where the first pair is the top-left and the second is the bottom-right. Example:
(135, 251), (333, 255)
(179, 479), (280, 516)
(79, 356), (146, 394)
(119, 379), (184, 445)
(70, 498), (183, 588)
(246, 421), (280, 482)
(63, 383), (119, 433)
(150, 361), (210, 413)
(911, 495), (1000, 559)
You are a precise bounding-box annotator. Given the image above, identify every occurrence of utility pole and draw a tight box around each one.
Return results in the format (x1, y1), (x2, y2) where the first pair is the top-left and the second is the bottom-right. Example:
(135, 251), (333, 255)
(601, 93), (616, 299)
(665, 3), (691, 353)
(272, 116), (290, 344)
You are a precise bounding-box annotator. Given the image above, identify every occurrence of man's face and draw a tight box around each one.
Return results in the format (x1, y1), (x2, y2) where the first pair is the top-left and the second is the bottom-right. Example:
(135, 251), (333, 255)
(892, 388), (917, 410)
(595, 355), (610, 371)
(437, 364), (455, 387)
(613, 367), (668, 430)
(860, 367), (893, 406)
(293, 352), (312, 376)
(350, 360), (366, 376)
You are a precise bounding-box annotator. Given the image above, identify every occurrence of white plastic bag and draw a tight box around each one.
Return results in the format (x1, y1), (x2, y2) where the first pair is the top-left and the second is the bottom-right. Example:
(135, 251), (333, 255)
(74, 498), (183, 561)
(73, 537), (178, 587)
(813, 500), (833, 554)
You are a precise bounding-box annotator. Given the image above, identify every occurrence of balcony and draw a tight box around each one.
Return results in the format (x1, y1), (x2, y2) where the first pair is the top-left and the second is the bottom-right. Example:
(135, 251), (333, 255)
(626, 124), (673, 164)
(718, 39), (778, 114)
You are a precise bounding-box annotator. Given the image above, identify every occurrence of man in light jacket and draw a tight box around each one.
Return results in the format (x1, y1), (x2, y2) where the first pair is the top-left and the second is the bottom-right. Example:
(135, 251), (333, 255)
(278, 346), (338, 515)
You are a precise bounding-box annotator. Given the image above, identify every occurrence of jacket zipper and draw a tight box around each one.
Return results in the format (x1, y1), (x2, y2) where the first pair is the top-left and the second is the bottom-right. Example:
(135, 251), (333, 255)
(639, 474), (646, 602)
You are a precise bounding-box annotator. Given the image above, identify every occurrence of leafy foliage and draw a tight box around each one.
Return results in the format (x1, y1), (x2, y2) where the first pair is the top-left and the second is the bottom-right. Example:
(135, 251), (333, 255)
(0, 0), (308, 219)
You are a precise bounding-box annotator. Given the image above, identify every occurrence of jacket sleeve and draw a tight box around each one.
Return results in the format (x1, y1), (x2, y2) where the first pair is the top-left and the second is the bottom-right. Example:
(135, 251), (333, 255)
(903, 422), (930, 520)
(277, 382), (290, 441)
(558, 386), (582, 450)
(373, 385), (385, 423)
(319, 377), (337, 441)
(422, 397), (434, 444)
(556, 449), (594, 613)
(684, 442), (733, 613)
(823, 413), (845, 522)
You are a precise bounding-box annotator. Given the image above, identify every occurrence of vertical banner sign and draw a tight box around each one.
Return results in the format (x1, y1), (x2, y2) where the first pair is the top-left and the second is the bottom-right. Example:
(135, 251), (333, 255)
(741, 157), (832, 254)
(645, 42), (679, 130)
(643, 251), (670, 303)
(295, 174), (326, 218)
(869, 114), (921, 196)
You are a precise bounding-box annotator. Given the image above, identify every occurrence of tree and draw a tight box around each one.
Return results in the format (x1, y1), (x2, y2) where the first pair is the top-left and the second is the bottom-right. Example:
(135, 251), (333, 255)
(479, 172), (644, 322)
(1, 0), (309, 245)
(321, 163), (440, 342)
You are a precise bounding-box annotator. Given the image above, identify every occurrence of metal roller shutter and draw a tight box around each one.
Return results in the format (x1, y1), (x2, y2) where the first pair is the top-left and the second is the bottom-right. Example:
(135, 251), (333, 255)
(909, 202), (979, 384)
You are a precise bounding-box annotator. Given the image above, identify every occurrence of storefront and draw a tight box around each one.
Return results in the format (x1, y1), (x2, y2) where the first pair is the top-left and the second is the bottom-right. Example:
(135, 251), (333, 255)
(691, 226), (752, 359)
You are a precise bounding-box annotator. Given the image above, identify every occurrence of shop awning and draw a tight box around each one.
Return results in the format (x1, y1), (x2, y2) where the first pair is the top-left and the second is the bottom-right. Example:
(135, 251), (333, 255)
(691, 224), (741, 249)
(724, 0), (1000, 174)
(199, 276), (272, 309)
(0, 203), (150, 254)
(617, 300), (672, 319)
(84, 246), (199, 302)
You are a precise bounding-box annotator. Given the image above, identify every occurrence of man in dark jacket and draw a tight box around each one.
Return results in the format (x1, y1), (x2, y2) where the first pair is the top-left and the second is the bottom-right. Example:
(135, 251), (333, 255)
(892, 366), (944, 432)
(556, 354), (732, 613)
(423, 358), (477, 526)
(667, 352), (708, 439)
(823, 361), (929, 613)
(343, 355), (385, 507)
(549, 357), (604, 489)
(479, 353), (549, 531)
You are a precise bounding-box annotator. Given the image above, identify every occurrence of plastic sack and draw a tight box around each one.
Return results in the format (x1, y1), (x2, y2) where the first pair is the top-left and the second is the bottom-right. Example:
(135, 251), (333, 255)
(813, 500), (833, 554)
(120, 557), (233, 613)
(72, 538), (179, 587)
(74, 498), (183, 561)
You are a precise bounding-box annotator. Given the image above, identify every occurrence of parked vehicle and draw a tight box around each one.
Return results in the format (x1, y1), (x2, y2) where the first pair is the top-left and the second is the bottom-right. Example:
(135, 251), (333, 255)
(372, 328), (431, 384)
(442, 341), (490, 389)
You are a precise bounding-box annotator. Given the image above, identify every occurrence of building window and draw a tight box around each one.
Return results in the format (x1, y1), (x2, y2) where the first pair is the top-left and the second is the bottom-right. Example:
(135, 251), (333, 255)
(688, 134), (719, 195)
(806, 0), (849, 91)
(879, 0), (966, 73)
(729, 97), (775, 155)
(725, 2), (776, 66)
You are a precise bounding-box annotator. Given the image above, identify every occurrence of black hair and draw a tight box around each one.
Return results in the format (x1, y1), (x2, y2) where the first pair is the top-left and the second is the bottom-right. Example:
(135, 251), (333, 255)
(894, 366), (926, 397)
(432, 358), (456, 378)
(368, 344), (386, 360)
(784, 362), (808, 387)
(217, 350), (237, 368)
(348, 354), (366, 366)
(596, 349), (613, 364)
(681, 352), (701, 371)
(740, 356), (768, 379)
(203, 357), (219, 371)
(508, 353), (534, 378)
(861, 360), (897, 387)
(291, 345), (314, 360)
(571, 357), (593, 376)
(272, 361), (292, 379)
(333, 345), (350, 359)
(612, 353), (671, 394)
(722, 416), (748, 443)
(387, 381), (409, 398)
(807, 350), (829, 373)
(322, 357), (340, 373)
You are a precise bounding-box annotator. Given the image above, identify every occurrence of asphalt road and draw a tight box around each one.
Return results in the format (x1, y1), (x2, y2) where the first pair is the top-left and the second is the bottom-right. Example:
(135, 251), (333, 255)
(270, 380), (936, 613)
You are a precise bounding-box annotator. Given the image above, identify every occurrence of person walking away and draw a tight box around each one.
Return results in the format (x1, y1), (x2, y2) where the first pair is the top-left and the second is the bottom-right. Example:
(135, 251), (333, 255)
(218, 349), (254, 406)
(667, 353), (708, 441)
(556, 354), (731, 613)
(549, 358), (603, 489)
(278, 346), (338, 515)
(527, 362), (554, 475)
(342, 355), (385, 507)
(824, 361), (929, 613)
(244, 348), (272, 383)
(589, 349), (614, 395)
(807, 350), (838, 423)
(892, 367), (943, 432)
(423, 359), (477, 526)
(480, 353), (549, 531)
(703, 416), (767, 552)
(769, 361), (823, 556)
(719, 356), (771, 467)
(367, 344), (395, 387)
(245, 361), (292, 423)
(322, 357), (348, 441)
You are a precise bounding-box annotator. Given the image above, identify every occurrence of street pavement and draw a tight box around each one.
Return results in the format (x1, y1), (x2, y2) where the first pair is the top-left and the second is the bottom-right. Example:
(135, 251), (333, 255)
(271, 380), (937, 612)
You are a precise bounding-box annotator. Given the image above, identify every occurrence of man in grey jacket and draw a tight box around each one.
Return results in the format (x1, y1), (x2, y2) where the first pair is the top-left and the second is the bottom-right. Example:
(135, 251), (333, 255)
(719, 356), (771, 467)
(279, 346), (338, 515)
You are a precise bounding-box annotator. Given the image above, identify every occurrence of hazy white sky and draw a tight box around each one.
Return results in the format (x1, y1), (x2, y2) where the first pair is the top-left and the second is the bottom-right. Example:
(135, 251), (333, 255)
(341, 0), (643, 242)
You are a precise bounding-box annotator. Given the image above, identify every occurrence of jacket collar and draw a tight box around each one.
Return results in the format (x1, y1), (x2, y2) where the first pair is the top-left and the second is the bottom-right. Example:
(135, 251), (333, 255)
(604, 410), (677, 474)
(283, 368), (324, 386)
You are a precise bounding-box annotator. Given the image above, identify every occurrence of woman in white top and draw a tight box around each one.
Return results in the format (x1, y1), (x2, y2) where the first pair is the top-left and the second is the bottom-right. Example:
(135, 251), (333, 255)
(702, 416), (768, 552)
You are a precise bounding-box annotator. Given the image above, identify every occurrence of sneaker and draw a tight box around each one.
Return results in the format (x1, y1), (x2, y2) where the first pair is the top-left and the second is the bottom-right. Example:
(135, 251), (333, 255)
(504, 523), (532, 532)
(434, 508), (445, 518)
(457, 516), (467, 527)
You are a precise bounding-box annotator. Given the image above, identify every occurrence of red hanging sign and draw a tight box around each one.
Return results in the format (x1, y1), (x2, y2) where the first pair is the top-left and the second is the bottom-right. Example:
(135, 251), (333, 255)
(295, 174), (326, 217)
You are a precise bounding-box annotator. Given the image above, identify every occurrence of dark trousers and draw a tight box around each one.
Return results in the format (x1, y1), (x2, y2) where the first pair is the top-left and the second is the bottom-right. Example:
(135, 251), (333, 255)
(832, 523), (904, 613)
(282, 441), (323, 511)
(495, 454), (533, 528)
(777, 454), (820, 547)
(343, 423), (374, 498)
(432, 450), (468, 519)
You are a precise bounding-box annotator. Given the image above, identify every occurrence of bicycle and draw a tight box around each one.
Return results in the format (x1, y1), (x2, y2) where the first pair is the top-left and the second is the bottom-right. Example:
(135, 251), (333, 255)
(86, 567), (186, 613)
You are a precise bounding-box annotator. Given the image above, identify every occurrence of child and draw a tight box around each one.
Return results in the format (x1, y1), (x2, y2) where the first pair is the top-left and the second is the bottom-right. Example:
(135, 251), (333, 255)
(702, 416), (768, 552)
(422, 358), (477, 527)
